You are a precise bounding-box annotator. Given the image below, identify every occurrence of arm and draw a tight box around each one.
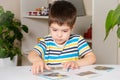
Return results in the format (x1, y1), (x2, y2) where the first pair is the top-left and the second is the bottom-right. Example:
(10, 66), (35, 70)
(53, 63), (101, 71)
(76, 36), (96, 67)
(62, 36), (96, 69)
(28, 50), (50, 74)
(76, 51), (96, 67)
(62, 51), (96, 69)
(28, 50), (42, 63)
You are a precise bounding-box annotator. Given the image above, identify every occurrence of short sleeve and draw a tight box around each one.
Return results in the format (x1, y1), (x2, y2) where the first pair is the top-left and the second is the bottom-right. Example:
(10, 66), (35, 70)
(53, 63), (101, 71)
(33, 38), (46, 58)
(78, 36), (92, 57)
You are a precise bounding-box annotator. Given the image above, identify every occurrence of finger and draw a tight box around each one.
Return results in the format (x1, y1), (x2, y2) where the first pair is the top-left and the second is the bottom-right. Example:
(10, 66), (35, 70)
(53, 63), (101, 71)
(75, 63), (79, 69)
(62, 62), (65, 68)
(36, 66), (40, 74)
(70, 62), (75, 69)
(32, 65), (39, 74)
(65, 63), (71, 69)
(45, 64), (51, 70)
(62, 62), (68, 69)
(40, 65), (44, 73)
(31, 66), (35, 74)
(72, 62), (79, 69)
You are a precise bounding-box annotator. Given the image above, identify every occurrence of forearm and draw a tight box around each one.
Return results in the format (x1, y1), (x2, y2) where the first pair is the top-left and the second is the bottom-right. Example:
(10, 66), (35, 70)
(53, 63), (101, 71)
(28, 50), (43, 63)
(76, 52), (96, 67)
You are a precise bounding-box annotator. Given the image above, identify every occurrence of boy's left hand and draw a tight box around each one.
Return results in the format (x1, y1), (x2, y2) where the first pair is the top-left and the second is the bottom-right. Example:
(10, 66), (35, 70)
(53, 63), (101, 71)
(62, 61), (79, 70)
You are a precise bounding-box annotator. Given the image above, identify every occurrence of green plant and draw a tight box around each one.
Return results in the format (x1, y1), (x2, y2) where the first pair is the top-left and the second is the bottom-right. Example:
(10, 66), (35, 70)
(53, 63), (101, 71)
(0, 6), (28, 60)
(105, 4), (120, 40)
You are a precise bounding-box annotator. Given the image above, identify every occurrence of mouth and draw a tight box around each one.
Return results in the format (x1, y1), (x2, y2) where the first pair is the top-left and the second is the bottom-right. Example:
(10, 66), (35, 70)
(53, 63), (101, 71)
(56, 39), (62, 41)
(55, 39), (63, 43)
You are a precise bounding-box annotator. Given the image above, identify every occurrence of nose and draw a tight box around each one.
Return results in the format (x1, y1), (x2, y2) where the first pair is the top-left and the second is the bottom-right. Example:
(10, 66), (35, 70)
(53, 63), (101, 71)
(57, 31), (62, 37)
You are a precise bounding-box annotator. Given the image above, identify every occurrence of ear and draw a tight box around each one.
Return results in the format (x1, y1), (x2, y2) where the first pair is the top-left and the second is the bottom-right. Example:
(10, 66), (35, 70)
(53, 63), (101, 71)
(71, 24), (75, 30)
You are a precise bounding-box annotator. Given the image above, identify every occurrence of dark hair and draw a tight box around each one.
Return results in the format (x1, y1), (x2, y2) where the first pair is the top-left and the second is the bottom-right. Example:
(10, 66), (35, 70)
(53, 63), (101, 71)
(49, 0), (77, 28)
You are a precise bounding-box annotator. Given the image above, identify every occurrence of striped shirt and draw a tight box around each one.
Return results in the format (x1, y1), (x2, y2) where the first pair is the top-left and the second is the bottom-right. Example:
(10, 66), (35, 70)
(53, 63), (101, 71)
(34, 34), (92, 65)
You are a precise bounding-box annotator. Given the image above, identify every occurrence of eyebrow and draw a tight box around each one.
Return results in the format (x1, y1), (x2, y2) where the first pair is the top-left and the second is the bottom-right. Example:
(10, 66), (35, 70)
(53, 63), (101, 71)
(50, 25), (70, 30)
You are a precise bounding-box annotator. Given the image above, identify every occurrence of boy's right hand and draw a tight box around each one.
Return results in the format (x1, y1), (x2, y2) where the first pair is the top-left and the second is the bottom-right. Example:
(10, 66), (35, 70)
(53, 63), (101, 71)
(31, 60), (50, 75)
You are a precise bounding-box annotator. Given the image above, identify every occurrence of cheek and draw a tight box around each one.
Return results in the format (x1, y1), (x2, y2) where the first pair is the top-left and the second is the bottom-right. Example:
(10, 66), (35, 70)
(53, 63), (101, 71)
(50, 32), (56, 38)
(50, 31), (56, 35)
(63, 33), (70, 39)
(50, 29), (55, 35)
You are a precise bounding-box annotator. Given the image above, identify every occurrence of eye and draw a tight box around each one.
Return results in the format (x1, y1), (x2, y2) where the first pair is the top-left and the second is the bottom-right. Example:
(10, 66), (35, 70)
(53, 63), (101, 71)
(52, 29), (57, 31)
(63, 30), (68, 32)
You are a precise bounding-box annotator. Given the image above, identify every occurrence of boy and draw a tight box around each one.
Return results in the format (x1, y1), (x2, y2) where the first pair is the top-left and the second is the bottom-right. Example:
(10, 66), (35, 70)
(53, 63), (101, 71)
(28, 1), (96, 74)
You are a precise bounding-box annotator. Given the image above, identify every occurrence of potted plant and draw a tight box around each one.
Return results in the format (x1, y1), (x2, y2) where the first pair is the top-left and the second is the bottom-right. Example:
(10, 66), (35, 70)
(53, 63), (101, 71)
(105, 4), (120, 41)
(0, 6), (28, 66)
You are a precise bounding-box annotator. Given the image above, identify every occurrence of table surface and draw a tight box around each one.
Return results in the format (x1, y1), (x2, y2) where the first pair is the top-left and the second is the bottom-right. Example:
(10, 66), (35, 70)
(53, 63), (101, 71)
(0, 64), (120, 80)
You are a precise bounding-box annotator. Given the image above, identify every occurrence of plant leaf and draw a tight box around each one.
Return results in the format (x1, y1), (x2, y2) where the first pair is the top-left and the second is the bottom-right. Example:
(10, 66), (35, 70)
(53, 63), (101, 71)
(21, 25), (28, 33)
(117, 27), (120, 39)
(0, 48), (9, 58)
(105, 4), (120, 40)
(104, 10), (114, 40)
(0, 6), (28, 60)
(0, 6), (4, 16)
(111, 8), (120, 28)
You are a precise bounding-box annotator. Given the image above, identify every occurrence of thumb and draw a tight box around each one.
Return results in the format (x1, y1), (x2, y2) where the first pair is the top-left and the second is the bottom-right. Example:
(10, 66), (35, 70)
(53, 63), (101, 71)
(45, 64), (51, 70)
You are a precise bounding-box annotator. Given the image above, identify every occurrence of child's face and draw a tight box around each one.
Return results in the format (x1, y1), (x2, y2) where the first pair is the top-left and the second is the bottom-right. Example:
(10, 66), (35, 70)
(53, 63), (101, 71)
(50, 23), (73, 45)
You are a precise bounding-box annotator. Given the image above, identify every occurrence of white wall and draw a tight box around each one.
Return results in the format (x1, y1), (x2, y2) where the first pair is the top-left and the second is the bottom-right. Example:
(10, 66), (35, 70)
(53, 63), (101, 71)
(118, 0), (120, 65)
(1, 0), (92, 65)
(2, 0), (120, 65)
(0, 0), (20, 19)
(83, 0), (92, 15)
(93, 0), (118, 64)
(0, 0), (92, 38)
(0, 0), (91, 19)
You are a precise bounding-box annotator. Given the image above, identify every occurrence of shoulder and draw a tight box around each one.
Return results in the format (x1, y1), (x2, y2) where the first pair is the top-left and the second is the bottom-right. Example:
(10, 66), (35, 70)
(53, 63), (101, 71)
(70, 34), (84, 40)
(38, 35), (52, 42)
(36, 35), (52, 48)
(36, 35), (51, 44)
(44, 35), (53, 42)
(69, 34), (86, 44)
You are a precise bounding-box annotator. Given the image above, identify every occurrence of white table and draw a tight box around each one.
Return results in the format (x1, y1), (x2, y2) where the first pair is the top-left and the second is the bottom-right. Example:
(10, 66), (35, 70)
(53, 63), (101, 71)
(0, 64), (120, 80)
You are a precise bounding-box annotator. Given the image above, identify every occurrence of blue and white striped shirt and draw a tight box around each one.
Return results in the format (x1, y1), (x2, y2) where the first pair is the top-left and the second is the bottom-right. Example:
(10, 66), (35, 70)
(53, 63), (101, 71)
(34, 34), (92, 65)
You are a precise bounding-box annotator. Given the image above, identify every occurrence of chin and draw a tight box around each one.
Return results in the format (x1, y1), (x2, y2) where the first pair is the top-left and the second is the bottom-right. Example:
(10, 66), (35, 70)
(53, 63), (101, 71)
(55, 41), (62, 44)
(56, 42), (62, 44)
(59, 42), (66, 45)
